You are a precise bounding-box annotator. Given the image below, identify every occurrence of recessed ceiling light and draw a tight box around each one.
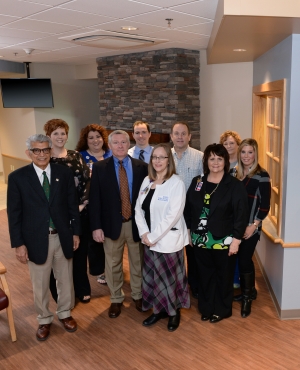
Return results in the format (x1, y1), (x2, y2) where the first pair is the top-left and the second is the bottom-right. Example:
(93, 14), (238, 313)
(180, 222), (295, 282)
(121, 26), (138, 31)
(233, 49), (246, 52)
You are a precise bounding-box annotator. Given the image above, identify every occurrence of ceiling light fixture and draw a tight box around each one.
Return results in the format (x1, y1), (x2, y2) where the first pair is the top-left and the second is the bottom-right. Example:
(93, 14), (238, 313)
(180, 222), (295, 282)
(233, 48), (246, 52)
(165, 18), (173, 28)
(121, 26), (138, 31)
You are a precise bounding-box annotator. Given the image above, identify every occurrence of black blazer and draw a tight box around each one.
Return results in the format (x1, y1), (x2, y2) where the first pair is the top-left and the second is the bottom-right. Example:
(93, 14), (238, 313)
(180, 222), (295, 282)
(89, 156), (148, 242)
(184, 173), (248, 240)
(7, 163), (81, 264)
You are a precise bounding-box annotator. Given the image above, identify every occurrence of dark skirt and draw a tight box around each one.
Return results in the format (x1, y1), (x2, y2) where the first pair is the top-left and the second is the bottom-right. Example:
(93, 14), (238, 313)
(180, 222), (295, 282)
(142, 246), (190, 316)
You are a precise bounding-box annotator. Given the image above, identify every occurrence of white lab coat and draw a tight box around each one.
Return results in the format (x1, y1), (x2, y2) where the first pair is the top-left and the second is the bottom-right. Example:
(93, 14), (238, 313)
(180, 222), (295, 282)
(135, 174), (189, 253)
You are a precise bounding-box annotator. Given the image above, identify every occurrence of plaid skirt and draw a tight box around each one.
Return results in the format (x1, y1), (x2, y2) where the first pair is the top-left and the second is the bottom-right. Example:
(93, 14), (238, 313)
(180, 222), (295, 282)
(142, 246), (190, 316)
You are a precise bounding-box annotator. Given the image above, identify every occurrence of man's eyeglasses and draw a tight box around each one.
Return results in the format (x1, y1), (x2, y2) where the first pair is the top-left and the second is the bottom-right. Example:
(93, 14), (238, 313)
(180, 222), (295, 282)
(151, 156), (168, 162)
(30, 148), (51, 155)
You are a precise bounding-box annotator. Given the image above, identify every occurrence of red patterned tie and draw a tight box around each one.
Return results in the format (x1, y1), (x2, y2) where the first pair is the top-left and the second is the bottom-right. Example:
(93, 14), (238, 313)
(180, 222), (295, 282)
(119, 161), (131, 220)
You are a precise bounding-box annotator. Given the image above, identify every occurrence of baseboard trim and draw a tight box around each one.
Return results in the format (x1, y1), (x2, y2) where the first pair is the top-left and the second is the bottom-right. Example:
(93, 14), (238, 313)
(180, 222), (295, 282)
(254, 250), (281, 319)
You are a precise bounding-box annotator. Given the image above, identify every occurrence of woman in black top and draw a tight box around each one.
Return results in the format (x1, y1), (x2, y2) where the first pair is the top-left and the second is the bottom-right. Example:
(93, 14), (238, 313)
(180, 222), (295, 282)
(233, 138), (271, 317)
(44, 119), (91, 304)
(184, 144), (248, 323)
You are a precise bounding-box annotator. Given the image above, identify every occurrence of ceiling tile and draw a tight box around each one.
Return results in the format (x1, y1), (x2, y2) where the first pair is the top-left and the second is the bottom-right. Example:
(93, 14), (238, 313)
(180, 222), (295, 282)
(128, 0), (195, 7)
(123, 9), (209, 28)
(4, 19), (81, 34)
(0, 27), (52, 39)
(145, 29), (206, 42)
(176, 22), (213, 35)
(93, 19), (166, 36)
(0, 0), (50, 17)
(28, 8), (116, 27)
(170, 0), (218, 20)
(60, 0), (159, 18)
(0, 15), (20, 26)
(21, 0), (74, 5)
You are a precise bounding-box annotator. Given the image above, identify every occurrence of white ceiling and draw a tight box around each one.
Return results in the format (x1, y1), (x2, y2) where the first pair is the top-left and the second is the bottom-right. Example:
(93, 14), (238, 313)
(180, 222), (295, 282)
(0, 0), (218, 65)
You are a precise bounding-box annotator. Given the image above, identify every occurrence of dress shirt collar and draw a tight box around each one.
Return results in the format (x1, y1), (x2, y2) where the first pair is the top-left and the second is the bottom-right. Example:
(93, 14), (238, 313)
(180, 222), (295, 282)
(113, 155), (130, 166)
(172, 145), (190, 158)
(133, 145), (152, 155)
(33, 163), (51, 178)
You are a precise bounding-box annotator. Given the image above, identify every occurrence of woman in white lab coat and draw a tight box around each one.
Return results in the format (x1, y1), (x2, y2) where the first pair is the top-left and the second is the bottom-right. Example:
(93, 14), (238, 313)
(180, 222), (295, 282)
(135, 143), (190, 332)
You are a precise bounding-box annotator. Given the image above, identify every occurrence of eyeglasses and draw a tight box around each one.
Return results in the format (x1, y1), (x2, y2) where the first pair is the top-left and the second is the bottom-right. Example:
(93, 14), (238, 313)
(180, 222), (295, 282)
(151, 156), (168, 162)
(30, 148), (51, 155)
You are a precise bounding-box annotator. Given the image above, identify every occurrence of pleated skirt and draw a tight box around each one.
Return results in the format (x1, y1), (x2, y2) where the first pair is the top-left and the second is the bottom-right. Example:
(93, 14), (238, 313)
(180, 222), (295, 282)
(142, 246), (190, 316)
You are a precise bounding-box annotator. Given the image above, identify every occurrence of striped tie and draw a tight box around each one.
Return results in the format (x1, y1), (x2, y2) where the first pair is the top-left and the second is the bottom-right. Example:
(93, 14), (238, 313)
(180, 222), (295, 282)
(42, 171), (55, 229)
(139, 149), (145, 162)
(118, 161), (131, 220)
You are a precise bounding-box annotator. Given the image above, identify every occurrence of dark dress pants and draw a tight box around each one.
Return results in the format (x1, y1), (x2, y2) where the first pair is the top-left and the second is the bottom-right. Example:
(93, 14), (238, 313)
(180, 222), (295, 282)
(88, 233), (105, 276)
(194, 247), (236, 317)
(238, 233), (260, 274)
(185, 244), (199, 294)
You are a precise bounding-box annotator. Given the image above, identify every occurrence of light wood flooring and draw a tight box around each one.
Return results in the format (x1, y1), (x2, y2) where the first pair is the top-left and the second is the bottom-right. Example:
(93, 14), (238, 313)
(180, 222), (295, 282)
(0, 209), (300, 370)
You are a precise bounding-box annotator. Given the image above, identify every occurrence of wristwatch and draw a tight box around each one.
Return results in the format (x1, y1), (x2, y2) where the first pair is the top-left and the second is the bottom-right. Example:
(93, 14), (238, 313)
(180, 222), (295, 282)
(253, 221), (259, 229)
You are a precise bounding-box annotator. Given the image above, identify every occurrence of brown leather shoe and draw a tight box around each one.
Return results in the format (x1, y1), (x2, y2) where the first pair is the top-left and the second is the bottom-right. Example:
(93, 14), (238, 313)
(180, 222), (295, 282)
(36, 324), (51, 341)
(59, 316), (77, 332)
(108, 303), (122, 318)
(133, 298), (143, 312)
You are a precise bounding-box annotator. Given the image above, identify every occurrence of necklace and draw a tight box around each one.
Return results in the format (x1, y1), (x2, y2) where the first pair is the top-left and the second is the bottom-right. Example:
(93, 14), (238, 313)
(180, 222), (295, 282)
(204, 181), (220, 204)
(208, 181), (220, 196)
(88, 149), (104, 159)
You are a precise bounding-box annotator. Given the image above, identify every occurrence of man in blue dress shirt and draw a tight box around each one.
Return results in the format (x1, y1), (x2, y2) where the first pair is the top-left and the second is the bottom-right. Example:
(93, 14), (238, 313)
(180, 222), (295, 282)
(128, 121), (153, 163)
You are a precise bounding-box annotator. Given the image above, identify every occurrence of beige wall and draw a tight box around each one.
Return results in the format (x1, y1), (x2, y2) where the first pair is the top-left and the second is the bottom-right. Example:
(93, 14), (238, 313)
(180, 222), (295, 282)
(200, 50), (253, 149)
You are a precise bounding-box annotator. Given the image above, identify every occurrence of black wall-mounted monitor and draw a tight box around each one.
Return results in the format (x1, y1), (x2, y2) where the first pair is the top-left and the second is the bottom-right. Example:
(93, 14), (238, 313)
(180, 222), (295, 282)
(0, 78), (54, 108)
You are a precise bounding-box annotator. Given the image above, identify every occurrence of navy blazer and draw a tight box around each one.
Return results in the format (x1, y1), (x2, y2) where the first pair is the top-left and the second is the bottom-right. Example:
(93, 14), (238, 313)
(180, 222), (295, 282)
(7, 163), (81, 264)
(184, 173), (249, 240)
(89, 156), (148, 242)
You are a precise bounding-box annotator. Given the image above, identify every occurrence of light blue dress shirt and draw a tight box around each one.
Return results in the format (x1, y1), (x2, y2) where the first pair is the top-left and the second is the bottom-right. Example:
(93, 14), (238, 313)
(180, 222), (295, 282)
(113, 155), (133, 202)
(128, 145), (153, 164)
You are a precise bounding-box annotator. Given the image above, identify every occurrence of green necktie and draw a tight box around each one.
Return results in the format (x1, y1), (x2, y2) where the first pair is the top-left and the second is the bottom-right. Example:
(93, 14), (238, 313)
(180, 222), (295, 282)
(42, 171), (55, 229)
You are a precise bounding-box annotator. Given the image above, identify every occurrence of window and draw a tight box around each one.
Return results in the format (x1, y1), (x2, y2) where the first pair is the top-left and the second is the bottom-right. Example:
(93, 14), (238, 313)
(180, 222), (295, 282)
(252, 79), (286, 237)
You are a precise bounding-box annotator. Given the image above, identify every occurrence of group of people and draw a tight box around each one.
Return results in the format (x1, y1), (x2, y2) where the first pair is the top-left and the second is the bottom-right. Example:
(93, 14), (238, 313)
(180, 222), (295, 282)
(6, 119), (271, 341)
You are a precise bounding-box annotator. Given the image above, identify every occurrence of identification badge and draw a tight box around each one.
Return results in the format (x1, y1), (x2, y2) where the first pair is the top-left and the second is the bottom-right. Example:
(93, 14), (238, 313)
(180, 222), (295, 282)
(195, 179), (203, 191)
(158, 196), (168, 202)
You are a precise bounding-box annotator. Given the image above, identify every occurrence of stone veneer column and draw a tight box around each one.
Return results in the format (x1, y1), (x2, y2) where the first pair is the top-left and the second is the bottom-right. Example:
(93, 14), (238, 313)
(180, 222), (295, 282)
(97, 48), (200, 149)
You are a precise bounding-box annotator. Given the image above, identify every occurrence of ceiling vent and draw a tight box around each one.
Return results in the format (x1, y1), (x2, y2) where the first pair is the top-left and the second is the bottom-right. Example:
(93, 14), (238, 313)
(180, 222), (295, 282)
(59, 30), (168, 49)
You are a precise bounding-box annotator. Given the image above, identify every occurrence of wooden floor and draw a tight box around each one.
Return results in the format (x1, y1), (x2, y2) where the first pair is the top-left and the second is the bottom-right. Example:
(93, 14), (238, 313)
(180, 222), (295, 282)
(0, 209), (300, 370)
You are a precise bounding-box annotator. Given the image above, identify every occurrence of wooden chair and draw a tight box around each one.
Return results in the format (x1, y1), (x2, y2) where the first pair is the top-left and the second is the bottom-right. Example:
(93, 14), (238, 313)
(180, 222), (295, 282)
(0, 261), (17, 341)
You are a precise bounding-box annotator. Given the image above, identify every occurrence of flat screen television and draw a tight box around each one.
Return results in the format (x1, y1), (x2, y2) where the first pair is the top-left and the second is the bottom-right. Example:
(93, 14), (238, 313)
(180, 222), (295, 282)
(0, 78), (54, 108)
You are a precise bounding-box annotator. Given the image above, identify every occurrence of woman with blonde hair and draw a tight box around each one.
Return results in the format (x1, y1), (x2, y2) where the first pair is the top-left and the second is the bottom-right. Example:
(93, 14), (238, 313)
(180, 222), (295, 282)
(220, 130), (242, 169)
(234, 138), (271, 317)
(135, 143), (190, 332)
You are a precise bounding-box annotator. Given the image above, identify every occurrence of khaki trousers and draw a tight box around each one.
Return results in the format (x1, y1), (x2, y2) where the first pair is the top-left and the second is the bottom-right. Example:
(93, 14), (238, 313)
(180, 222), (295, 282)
(104, 220), (143, 303)
(28, 234), (74, 325)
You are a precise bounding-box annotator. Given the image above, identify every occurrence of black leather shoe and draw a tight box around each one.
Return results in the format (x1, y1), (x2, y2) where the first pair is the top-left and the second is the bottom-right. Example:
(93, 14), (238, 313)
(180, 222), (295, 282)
(209, 313), (231, 323)
(143, 312), (168, 327)
(201, 314), (210, 321)
(133, 298), (143, 312)
(167, 309), (180, 332)
(241, 298), (252, 318)
(108, 303), (122, 318)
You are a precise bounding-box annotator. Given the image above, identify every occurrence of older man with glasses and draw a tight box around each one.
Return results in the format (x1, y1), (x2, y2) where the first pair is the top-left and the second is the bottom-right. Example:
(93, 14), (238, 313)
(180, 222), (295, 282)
(7, 134), (81, 341)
